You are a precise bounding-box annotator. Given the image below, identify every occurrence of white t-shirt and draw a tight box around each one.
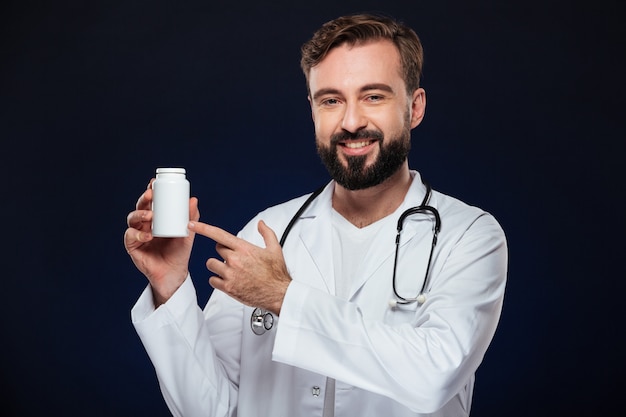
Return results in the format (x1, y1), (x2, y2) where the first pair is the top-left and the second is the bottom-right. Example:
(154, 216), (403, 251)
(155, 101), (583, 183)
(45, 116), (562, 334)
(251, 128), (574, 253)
(331, 209), (395, 299)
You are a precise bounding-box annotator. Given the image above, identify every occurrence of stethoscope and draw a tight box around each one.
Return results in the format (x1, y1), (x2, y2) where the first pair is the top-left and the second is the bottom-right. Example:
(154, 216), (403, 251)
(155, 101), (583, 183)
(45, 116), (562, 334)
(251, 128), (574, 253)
(251, 180), (441, 335)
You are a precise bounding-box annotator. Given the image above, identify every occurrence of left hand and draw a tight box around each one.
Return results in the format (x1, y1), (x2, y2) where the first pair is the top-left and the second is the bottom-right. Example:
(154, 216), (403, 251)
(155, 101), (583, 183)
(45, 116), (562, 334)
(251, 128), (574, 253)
(190, 220), (291, 315)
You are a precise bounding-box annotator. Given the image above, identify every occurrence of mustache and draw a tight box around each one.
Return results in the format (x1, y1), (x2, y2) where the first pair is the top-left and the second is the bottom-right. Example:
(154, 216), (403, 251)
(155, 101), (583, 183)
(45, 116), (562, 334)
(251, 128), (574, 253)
(330, 129), (384, 145)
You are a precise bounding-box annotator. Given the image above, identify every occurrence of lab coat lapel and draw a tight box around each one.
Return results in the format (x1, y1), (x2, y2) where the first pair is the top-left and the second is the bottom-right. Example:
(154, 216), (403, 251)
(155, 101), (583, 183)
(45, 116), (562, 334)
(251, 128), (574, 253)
(297, 184), (336, 295)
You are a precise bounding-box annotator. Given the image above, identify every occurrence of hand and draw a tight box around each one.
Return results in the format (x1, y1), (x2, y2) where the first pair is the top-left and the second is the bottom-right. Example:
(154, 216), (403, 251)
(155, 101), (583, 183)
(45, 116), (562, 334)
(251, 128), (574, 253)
(124, 180), (200, 306)
(190, 220), (291, 315)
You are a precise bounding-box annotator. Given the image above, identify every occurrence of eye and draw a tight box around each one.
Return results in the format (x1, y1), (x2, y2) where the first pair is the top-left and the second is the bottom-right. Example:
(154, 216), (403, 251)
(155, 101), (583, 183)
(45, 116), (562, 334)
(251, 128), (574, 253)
(320, 98), (340, 106)
(366, 94), (384, 102)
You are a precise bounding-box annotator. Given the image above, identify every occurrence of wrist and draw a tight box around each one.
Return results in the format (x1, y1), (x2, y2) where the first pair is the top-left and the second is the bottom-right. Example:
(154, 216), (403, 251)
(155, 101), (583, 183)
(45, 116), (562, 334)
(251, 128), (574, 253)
(272, 279), (291, 316)
(151, 271), (188, 307)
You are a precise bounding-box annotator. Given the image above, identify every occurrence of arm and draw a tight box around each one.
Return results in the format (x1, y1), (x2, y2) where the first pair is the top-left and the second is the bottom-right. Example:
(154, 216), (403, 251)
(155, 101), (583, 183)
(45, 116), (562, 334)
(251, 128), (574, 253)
(273, 214), (507, 413)
(126, 181), (241, 416)
(132, 277), (242, 416)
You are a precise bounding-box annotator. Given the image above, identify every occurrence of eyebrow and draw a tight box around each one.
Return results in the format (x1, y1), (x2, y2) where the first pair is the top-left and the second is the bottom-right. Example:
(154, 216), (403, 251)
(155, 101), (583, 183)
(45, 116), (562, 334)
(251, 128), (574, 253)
(312, 83), (395, 101)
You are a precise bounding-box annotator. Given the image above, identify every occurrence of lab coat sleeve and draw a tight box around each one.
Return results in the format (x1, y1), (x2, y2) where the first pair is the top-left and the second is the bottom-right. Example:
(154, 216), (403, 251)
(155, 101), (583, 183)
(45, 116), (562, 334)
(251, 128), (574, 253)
(131, 275), (242, 417)
(273, 213), (507, 413)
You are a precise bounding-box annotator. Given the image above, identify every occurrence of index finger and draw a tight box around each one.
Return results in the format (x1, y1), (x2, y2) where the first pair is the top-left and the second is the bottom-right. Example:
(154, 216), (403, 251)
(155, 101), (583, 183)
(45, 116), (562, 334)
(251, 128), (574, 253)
(189, 221), (241, 249)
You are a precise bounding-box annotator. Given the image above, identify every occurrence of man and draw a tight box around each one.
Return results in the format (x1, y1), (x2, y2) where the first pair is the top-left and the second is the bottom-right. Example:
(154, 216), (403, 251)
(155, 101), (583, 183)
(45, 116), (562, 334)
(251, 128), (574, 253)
(125, 13), (507, 417)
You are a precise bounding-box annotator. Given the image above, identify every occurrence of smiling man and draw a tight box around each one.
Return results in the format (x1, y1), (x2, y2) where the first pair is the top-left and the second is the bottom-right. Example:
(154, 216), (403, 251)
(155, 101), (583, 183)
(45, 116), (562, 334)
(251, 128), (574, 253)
(311, 41), (418, 185)
(310, 38), (423, 227)
(125, 13), (508, 417)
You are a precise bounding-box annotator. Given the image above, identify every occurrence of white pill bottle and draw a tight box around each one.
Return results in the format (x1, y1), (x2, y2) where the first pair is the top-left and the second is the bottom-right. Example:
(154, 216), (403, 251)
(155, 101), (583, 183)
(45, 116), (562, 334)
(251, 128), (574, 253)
(151, 168), (190, 237)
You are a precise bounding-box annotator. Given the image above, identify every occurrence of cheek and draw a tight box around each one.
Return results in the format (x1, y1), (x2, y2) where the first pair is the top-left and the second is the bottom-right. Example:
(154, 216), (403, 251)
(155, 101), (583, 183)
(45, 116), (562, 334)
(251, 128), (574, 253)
(313, 113), (336, 141)
(381, 110), (410, 136)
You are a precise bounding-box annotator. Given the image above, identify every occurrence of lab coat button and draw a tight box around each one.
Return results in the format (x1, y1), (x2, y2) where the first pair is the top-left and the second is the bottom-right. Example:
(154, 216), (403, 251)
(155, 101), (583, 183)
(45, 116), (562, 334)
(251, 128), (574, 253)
(312, 386), (321, 397)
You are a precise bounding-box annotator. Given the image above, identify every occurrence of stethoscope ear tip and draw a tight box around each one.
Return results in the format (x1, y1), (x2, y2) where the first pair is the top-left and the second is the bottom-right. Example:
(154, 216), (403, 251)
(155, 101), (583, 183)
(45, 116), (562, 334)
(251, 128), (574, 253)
(388, 299), (398, 309)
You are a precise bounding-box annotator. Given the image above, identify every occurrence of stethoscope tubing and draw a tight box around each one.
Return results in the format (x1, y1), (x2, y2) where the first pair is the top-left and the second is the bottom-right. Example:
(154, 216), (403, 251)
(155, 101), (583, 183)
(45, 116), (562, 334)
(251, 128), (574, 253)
(392, 203), (440, 304)
(279, 184), (326, 247)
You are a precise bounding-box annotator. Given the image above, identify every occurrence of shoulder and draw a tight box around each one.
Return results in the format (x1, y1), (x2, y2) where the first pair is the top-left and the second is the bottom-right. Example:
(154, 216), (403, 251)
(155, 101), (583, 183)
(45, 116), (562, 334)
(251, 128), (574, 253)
(432, 189), (506, 243)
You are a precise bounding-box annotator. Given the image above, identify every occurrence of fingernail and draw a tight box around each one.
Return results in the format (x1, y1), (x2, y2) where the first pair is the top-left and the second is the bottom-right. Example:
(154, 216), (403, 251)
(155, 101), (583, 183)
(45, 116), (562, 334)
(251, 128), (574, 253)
(188, 221), (195, 229)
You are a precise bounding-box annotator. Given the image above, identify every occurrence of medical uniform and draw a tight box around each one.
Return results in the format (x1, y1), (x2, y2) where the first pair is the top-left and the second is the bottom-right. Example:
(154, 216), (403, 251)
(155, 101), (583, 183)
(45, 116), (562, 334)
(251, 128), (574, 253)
(132, 171), (508, 416)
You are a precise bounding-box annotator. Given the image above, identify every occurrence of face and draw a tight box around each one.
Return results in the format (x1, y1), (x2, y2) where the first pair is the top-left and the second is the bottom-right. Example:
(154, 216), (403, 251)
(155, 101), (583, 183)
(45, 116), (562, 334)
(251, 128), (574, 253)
(308, 40), (425, 190)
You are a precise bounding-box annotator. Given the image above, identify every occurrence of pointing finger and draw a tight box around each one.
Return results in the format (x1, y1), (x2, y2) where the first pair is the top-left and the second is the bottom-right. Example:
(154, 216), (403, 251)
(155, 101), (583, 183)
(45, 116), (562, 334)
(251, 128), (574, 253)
(189, 221), (240, 249)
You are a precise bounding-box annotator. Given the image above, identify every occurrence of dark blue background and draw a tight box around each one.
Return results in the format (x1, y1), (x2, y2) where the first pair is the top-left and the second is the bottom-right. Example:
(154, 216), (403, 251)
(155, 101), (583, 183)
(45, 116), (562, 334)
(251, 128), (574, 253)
(2, 0), (624, 415)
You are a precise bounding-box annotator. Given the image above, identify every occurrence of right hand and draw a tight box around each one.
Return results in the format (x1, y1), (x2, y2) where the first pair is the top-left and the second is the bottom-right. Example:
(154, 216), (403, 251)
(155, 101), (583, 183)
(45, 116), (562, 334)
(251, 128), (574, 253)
(124, 179), (200, 306)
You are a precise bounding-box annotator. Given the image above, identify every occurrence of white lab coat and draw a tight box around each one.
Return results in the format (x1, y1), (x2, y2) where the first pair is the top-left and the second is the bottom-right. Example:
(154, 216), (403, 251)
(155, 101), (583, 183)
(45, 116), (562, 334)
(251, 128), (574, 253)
(132, 171), (508, 417)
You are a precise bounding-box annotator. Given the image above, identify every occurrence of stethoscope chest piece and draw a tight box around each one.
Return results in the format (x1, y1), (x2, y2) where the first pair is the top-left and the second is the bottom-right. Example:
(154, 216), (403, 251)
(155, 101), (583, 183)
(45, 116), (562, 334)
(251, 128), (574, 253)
(251, 307), (274, 335)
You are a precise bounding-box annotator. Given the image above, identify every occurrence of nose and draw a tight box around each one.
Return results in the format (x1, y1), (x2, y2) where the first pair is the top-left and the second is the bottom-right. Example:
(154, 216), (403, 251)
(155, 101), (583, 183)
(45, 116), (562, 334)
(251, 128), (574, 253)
(341, 102), (367, 133)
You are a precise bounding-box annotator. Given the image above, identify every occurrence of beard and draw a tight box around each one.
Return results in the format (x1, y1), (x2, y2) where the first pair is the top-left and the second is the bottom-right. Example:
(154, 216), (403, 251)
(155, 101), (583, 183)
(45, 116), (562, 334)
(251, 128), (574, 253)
(316, 124), (411, 191)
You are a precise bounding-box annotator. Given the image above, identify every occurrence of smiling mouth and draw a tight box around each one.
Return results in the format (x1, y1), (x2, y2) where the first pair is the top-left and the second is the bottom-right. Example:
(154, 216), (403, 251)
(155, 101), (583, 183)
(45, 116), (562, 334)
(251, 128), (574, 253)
(341, 140), (376, 149)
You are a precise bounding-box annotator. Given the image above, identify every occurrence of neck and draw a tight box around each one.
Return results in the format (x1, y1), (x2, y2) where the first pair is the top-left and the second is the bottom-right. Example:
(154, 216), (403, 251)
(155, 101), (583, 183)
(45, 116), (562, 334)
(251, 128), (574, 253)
(332, 163), (412, 228)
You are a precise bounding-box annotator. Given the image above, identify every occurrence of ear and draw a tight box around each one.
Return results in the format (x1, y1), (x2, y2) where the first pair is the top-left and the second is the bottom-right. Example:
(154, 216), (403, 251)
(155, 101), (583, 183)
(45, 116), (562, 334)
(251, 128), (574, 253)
(409, 88), (426, 128)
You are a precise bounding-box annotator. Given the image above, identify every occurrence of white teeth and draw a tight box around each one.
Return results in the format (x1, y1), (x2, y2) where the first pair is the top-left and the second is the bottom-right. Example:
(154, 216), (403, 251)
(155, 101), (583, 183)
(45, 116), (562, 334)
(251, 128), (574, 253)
(345, 141), (371, 149)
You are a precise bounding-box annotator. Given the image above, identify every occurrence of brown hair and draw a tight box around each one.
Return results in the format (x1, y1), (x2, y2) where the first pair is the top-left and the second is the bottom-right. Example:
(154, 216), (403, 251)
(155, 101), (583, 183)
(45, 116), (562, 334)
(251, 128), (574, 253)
(300, 13), (424, 93)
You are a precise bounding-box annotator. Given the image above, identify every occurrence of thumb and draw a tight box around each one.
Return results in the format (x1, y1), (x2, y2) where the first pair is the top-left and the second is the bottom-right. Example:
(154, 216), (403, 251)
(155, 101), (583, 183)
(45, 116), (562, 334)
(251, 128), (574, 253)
(257, 220), (280, 249)
(124, 227), (151, 254)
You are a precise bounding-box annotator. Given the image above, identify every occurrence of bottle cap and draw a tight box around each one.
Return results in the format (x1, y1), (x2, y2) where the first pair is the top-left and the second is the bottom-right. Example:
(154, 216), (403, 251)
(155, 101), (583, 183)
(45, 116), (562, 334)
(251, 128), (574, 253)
(156, 168), (186, 174)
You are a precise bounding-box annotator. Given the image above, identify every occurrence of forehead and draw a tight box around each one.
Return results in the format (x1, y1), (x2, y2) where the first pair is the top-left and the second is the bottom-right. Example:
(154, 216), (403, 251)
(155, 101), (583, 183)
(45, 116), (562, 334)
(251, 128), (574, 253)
(308, 40), (404, 94)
